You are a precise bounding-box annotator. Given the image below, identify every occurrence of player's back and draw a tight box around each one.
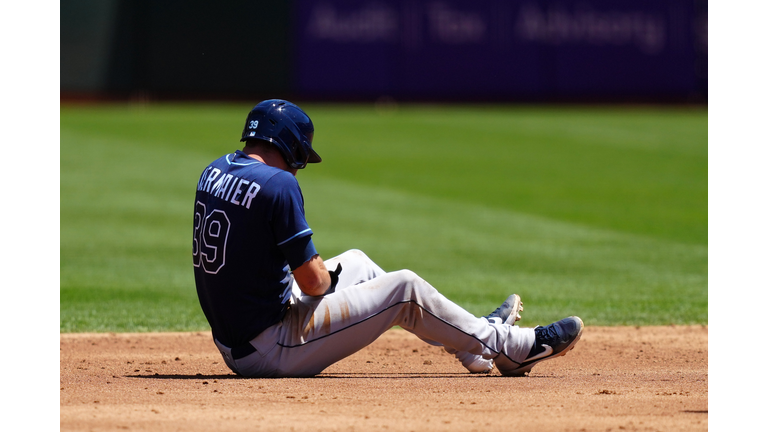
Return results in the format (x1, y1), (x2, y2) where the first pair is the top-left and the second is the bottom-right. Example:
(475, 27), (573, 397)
(192, 150), (311, 348)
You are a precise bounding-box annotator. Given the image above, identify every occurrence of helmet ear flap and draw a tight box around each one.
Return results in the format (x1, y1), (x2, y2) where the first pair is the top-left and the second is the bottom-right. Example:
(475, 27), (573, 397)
(286, 136), (309, 169)
(293, 144), (310, 169)
(281, 118), (310, 169)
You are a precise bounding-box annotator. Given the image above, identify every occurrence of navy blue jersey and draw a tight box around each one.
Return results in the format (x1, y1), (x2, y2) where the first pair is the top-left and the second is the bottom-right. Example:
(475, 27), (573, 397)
(193, 150), (318, 348)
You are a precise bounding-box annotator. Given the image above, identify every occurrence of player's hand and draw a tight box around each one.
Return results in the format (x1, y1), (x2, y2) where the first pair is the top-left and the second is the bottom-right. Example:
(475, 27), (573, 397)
(324, 264), (343, 296)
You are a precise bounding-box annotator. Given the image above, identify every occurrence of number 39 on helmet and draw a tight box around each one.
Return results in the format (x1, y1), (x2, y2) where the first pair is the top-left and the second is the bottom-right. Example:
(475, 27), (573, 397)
(240, 99), (322, 169)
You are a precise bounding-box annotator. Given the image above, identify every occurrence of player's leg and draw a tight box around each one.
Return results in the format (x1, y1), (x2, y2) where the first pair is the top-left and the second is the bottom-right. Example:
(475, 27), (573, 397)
(293, 249), (504, 374)
(227, 269), (537, 377)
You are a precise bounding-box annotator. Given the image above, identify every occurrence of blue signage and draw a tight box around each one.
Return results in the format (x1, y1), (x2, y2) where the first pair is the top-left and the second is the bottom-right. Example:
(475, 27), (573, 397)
(293, 0), (706, 100)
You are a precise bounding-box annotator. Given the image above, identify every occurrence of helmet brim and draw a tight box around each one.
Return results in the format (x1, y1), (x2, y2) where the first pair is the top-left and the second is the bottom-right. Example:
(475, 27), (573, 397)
(308, 149), (322, 164)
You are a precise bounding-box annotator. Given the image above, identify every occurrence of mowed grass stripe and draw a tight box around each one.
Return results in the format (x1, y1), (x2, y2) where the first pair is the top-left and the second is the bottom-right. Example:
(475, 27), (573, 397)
(60, 103), (706, 332)
(309, 105), (707, 245)
(302, 175), (706, 326)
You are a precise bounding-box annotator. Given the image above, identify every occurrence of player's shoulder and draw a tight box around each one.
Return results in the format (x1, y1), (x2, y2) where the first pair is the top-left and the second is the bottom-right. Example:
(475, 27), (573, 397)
(258, 170), (300, 204)
(206, 152), (232, 167)
(264, 167), (298, 186)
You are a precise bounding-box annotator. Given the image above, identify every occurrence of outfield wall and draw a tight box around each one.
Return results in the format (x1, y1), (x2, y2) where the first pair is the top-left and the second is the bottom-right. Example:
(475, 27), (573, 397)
(61, 0), (707, 102)
(61, 0), (293, 97)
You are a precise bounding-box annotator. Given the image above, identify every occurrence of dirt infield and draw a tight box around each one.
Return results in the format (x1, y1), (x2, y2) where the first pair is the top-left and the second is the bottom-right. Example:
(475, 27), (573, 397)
(61, 326), (707, 431)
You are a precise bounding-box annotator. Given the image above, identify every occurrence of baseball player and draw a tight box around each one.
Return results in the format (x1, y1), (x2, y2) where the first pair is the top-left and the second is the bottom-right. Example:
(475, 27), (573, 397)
(193, 99), (583, 378)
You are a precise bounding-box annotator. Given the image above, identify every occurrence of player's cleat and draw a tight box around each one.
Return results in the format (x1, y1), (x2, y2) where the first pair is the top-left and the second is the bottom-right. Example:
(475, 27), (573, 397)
(484, 294), (524, 325)
(498, 316), (584, 377)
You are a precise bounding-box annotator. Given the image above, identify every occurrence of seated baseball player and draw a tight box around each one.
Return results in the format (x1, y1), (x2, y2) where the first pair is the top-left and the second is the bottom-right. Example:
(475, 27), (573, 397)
(193, 99), (584, 378)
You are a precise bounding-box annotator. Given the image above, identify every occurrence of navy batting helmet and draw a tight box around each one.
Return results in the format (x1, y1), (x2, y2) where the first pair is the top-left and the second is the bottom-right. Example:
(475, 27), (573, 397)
(240, 99), (321, 169)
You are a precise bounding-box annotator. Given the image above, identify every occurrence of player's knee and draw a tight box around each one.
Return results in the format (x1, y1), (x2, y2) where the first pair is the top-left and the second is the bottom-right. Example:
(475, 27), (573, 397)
(390, 269), (424, 293)
(346, 248), (378, 265)
(392, 269), (418, 283)
(343, 249), (367, 261)
(341, 249), (385, 277)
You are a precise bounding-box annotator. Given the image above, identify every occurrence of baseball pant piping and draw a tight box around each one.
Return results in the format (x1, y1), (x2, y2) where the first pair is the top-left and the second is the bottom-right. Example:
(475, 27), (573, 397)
(318, 250), (501, 370)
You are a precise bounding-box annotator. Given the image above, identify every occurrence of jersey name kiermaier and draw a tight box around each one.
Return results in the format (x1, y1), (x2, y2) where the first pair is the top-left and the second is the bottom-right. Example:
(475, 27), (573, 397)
(193, 150), (316, 348)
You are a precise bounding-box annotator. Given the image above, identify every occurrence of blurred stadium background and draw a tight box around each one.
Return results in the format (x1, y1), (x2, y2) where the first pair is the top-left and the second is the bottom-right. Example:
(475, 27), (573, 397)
(61, 0), (706, 103)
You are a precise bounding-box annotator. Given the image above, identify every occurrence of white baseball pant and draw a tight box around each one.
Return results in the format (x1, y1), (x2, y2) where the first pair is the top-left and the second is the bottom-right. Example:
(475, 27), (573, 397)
(215, 249), (535, 377)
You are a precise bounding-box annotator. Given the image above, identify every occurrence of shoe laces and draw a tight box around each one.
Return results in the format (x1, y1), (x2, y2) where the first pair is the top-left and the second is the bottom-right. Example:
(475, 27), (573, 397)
(485, 305), (504, 319)
(535, 323), (563, 345)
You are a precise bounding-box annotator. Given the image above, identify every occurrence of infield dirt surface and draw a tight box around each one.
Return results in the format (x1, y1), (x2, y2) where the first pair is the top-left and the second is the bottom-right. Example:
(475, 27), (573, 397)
(61, 326), (707, 431)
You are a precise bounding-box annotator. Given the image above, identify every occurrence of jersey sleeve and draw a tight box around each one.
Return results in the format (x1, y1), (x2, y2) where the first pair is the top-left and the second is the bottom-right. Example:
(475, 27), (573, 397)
(280, 235), (319, 270)
(266, 171), (317, 268)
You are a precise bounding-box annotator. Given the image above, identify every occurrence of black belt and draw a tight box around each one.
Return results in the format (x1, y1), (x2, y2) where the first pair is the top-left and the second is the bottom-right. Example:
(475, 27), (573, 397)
(229, 309), (288, 360)
(231, 342), (257, 360)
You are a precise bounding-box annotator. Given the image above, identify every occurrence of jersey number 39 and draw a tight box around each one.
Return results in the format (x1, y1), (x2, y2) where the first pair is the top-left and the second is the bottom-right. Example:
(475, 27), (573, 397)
(193, 202), (231, 274)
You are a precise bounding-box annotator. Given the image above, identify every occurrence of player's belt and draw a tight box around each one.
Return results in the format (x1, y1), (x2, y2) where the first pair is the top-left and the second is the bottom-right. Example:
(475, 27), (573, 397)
(231, 342), (257, 360)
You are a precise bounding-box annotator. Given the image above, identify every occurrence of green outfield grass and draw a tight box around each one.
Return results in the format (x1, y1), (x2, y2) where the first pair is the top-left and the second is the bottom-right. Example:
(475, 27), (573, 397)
(60, 102), (707, 332)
